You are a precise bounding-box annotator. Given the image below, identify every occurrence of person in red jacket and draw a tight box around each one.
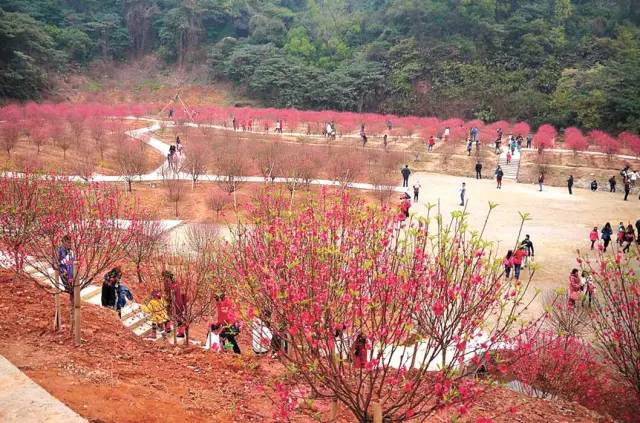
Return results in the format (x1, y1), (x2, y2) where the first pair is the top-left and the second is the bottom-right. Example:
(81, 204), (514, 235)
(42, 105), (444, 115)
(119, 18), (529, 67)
(589, 227), (599, 250)
(427, 136), (435, 152)
(568, 268), (582, 308)
(399, 194), (411, 220)
(215, 292), (241, 354)
(352, 333), (368, 368)
(512, 246), (528, 280)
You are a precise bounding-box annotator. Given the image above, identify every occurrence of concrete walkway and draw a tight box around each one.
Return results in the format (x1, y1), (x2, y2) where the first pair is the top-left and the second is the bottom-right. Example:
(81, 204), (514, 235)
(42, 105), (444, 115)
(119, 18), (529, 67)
(0, 355), (86, 422)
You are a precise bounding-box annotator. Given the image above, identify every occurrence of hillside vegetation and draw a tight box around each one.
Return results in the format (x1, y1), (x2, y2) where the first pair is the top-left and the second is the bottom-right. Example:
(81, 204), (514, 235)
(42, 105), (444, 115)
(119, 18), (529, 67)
(1, 0), (639, 133)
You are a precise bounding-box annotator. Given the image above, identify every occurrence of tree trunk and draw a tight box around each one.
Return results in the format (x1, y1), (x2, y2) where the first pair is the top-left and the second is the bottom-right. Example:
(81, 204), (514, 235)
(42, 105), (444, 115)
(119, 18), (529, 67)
(127, 179), (132, 193)
(73, 282), (81, 345)
(53, 292), (61, 331)
(329, 400), (339, 422)
(136, 262), (144, 285)
(372, 402), (382, 423)
(175, 200), (179, 217)
(185, 326), (189, 346)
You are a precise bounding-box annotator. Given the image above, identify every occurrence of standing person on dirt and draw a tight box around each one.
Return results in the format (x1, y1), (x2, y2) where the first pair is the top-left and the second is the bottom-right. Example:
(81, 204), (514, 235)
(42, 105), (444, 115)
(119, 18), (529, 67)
(466, 139), (473, 156)
(616, 221), (625, 246)
(567, 175), (574, 195)
(581, 271), (595, 308)
(215, 292), (241, 354)
(413, 183), (421, 202)
(141, 290), (170, 338)
(427, 136), (435, 152)
(526, 133), (533, 148)
(475, 161), (482, 179)
(471, 126), (479, 143)
(503, 250), (514, 279)
(114, 279), (133, 319)
(101, 267), (119, 309)
(401, 165), (411, 187)
(506, 150), (512, 164)
(622, 224), (636, 253)
(538, 173), (544, 192)
(443, 127), (450, 142)
(386, 120), (393, 131)
(360, 124), (368, 147)
(636, 219), (640, 245)
(399, 194), (411, 220)
(624, 179), (631, 201)
(458, 182), (466, 206)
(383, 134), (388, 149)
(495, 166), (504, 189)
(601, 222), (613, 252)
(512, 246), (528, 281)
(568, 268), (582, 309)
(609, 176), (617, 192)
(589, 227), (599, 250)
(521, 235), (535, 268)
(590, 180), (598, 192)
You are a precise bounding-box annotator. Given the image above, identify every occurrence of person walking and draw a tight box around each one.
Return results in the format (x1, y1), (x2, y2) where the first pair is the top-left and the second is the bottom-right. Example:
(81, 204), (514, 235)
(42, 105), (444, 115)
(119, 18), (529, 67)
(401, 165), (411, 187)
(581, 271), (595, 308)
(413, 183), (421, 202)
(601, 222), (613, 252)
(622, 224), (635, 253)
(617, 222), (625, 246)
(471, 126), (478, 142)
(567, 175), (574, 195)
(568, 268), (582, 309)
(512, 246), (528, 281)
(443, 127), (450, 142)
(360, 124), (368, 147)
(115, 279), (133, 319)
(383, 134), (388, 149)
(466, 140), (473, 156)
(495, 166), (504, 189)
(506, 150), (512, 164)
(636, 219), (640, 245)
(503, 250), (514, 279)
(526, 133), (533, 148)
(428, 136), (435, 152)
(475, 161), (482, 179)
(459, 182), (466, 206)
(141, 290), (171, 338)
(57, 235), (74, 293)
(590, 180), (598, 191)
(624, 180), (631, 201)
(538, 173), (544, 191)
(589, 227), (599, 250)
(521, 234), (535, 268)
(609, 176), (617, 192)
(101, 268), (119, 309)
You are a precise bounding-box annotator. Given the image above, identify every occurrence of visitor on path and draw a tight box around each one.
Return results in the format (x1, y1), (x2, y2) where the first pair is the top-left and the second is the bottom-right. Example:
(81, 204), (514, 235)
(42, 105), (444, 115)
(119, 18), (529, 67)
(512, 246), (528, 281)
(609, 176), (617, 192)
(617, 222), (625, 246)
(325, 122), (332, 138)
(101, 267), (120, 309)
(631, 171), (638, 187)
(115, 280), (133, 318)
(387, 120), (393, 131)
(428, 136), (435, 152)
(589, 227), (599, 250)
(443, 127), (450, 142)
(494, 139), (501, 154)
(57, 235), (74, 292)
(176, 136), (183, 153)
(232, 117), (237, 131)
(590, 180), (598, 192)
(168, 108), (174, 119)
(526, 133), (533, 148)
(517, 135), (523, 151)
(496, 127), (503, 141)
(360, 125), (368, 147)
(475, 161), (482, 179)
(503, 250), (514, 279)
(495, 166), (504, 189)
(401, 165), (411, 187)
(624, 180), (631, 201)
(568, 268), (582, 309)
(467, 140), (473, 156)
(141, 290), (170, 338)
(510, 139), (516, 155)
(636, 218), (640, 245)
(163, 271), (187, 338)
(538, 173), (544, 191)
(413, 183), (421, 202)
(581, 271), (595, 308)
(622, 225), (635, 253)
(399, 195), (411, 220)
(601, 222), (613, 251)
(205, 323), (222, 352)
(471, 126), (478, 142)
(521, 235), (535, 268)
(215, 292), (241, 354)
(459, 182), (466, 206)
(352, 333), (368, 368)
(383, 134), (388, 149)
(567, 175), (574, 195)
(506, 151), (512, 164)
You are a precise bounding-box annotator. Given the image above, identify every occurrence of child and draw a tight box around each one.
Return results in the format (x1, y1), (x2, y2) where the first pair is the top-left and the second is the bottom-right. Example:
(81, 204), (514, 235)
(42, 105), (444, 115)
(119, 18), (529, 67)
(503, 250), (513, 279)
(205, 323), (222, 352)
(141, 290), (170, 338)
(568, 268), (582, 308)
(589, 227), (599, 250)
(506, 151), (512, 164)
(581, 271), (595, 308)
(251, 317), (272, 355)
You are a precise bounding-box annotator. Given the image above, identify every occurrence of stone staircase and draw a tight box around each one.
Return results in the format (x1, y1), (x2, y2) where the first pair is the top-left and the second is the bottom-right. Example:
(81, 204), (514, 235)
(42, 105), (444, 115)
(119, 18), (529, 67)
(12, 259), (155, 339)
(496, 147), (521, 180)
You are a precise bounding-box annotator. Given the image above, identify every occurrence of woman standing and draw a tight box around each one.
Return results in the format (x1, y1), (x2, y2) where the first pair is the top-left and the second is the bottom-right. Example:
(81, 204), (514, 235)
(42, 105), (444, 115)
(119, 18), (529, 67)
(617, 222), (625, 246)
(622, 224), (636, 253)
(589, 227), (599, 250)
(601, 223), (613, 252)
(503, 250), (514, 279)
(568, 268), (582, 308)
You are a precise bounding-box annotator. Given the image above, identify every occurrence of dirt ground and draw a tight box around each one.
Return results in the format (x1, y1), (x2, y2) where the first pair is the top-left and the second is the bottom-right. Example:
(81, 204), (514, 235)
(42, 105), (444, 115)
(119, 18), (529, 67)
(0, 272), (604, 422)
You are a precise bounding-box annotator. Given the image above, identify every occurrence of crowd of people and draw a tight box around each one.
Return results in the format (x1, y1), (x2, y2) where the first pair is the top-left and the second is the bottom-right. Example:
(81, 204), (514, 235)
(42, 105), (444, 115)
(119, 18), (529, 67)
(589, 220), (640, 253)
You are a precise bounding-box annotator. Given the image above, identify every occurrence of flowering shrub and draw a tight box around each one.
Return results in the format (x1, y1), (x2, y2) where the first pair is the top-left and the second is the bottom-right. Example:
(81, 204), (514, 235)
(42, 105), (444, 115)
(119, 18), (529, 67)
(589, 130), (620, 156)
(533, 124), (557, 151)
(218, 191), (536, 421)
(564, 127), (588, 153)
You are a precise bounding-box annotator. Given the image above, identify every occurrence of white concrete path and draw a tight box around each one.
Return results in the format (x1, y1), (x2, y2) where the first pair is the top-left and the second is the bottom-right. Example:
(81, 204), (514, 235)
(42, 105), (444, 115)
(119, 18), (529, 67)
(0, 355), (86, 423)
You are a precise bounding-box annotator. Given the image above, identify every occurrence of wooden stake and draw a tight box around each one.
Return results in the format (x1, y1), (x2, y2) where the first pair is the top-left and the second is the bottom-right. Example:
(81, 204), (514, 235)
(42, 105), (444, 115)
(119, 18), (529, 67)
(372, 402), (382, 423)
(329, 399), (339, 422)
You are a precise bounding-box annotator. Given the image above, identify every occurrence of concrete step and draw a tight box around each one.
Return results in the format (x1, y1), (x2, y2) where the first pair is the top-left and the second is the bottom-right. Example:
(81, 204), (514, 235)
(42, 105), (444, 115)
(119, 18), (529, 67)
(133, 321), (154, 337)
(120, 303), (142, 320)
(80, 285), (101, 300)
(122, 310), (149, 330)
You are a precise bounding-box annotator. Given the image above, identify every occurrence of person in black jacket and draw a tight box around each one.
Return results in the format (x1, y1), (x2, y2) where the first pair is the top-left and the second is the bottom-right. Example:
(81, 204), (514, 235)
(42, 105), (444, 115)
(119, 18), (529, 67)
(520, 235), (534, 268)
(624, 180), (631, 201)
(609, 176), (616, 192)
(475, 161), (482, 179)
(101, 267), (120, 309)
(401, 165), (411, 187)
(567, 175), (574, 195)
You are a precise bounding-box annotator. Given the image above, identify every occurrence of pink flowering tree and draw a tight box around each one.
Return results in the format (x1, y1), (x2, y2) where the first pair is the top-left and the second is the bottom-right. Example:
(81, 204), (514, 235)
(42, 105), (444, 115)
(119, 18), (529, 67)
(220, 192), (537, 422)
(619, 132), (640, 157)
(533, 124), (557, 153)
(589, 130), (620, 158)
(564, 127), (588, 154)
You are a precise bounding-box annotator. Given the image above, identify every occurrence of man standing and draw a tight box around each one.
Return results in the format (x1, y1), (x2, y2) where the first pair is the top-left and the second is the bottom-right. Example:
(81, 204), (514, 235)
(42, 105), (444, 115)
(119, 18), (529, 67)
(567, 175), (574, 195)
(538, 173), (544, 192)
(413, 183), (421, 202)
(475, 161), (482, 179)
(401, 165), (411, 188)
(526, 133), (533, 148)
(471, 126), (478, 142)
(624, 179), (631, 201)
(609, 175), (617, 192)
(521, 235), (535, 268)
(459, 182), (466, 206)
(495, 166), (504, 189)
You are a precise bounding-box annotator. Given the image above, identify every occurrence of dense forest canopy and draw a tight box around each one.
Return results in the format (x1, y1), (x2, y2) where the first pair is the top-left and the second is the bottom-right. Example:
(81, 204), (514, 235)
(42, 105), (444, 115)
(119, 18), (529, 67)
(1, 0), (639, 133)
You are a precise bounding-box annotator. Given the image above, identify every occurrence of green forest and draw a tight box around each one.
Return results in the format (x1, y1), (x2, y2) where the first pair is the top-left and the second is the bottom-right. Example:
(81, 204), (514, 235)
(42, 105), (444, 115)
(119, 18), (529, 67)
(1, 0), (639, 133)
